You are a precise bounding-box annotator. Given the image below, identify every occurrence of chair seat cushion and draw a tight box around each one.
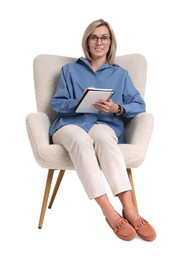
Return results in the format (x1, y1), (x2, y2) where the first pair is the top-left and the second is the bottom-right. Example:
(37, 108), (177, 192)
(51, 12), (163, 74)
(30, 141), (145, 170)
(26, 112), (148, 170)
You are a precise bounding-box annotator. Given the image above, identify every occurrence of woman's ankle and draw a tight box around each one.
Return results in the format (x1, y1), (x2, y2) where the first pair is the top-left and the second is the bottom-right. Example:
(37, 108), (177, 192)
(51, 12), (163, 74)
(123, 208), (140, 225)
(95, 194), (120, 227)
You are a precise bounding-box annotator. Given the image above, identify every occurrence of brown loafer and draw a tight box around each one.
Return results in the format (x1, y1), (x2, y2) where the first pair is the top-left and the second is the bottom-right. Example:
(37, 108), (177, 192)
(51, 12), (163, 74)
(131, 217), (156, 241)
(106, 214), (136, 241)
(122, 210), (156, 241)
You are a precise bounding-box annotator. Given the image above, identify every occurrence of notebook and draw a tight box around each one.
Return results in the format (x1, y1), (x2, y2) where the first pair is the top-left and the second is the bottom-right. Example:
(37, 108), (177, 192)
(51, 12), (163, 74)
(75, 87), (114, 113)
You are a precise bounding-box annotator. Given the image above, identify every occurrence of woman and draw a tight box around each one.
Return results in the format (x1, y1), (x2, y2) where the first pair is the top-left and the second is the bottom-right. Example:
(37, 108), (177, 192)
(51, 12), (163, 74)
(49, 19), (156, 241)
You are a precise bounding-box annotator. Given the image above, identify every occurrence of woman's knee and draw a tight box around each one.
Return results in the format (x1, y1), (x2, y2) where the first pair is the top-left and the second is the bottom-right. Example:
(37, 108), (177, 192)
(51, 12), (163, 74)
(53, 125), (93, 149)
(89, 125), (118, 145)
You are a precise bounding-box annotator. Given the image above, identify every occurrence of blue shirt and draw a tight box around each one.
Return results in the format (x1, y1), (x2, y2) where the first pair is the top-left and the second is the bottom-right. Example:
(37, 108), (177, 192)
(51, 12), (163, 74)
(49, 57), (146, 143)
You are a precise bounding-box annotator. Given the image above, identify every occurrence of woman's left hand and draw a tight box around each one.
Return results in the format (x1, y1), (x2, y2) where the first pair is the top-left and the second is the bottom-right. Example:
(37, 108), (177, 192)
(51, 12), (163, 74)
(93, 99), (118, 113)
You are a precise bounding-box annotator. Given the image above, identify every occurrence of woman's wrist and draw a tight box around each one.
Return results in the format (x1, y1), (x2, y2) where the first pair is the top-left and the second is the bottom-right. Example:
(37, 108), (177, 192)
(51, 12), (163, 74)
(115, 105), (124, 115)
(114, 104), (119, 113)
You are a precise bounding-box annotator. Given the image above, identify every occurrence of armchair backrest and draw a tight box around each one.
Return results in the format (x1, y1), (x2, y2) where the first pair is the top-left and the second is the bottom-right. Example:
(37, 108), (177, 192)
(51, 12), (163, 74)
(33, 54), (147, 122)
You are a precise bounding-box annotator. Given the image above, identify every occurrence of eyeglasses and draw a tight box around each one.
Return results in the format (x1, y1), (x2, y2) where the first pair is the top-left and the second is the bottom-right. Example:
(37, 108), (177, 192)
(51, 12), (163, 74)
(88, 35), (111, 45)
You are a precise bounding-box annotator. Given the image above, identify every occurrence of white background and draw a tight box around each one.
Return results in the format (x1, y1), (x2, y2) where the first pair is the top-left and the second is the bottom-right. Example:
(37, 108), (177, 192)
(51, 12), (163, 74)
(0, 0), (181, 259)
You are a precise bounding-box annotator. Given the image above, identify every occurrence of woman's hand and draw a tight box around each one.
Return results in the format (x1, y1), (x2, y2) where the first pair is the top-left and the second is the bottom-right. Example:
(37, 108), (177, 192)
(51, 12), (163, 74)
(93, 99), (118, 113)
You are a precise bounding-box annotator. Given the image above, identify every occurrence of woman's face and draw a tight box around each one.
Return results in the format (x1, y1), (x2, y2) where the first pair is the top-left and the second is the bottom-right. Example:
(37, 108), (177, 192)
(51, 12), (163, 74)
(88, 25), (111, 61)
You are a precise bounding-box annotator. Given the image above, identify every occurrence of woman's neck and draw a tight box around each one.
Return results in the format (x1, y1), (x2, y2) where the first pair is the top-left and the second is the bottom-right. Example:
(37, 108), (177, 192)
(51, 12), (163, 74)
(90, 58), (106, 72)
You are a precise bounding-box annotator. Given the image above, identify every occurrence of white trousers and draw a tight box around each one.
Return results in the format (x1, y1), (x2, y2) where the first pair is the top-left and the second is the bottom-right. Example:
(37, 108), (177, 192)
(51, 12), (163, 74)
(53, 124), (131, 199)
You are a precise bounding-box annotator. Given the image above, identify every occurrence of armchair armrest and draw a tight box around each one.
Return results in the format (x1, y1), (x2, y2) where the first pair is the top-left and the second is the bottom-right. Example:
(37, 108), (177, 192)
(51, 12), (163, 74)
(124, 112), (154, 147)
(25, 112), (74, 169)
(25, 112), (51, 166)
(26, 112), (50, 145)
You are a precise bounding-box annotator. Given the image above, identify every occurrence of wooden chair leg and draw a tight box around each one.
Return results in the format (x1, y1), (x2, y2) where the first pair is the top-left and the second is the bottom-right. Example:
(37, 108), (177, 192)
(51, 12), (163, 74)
(38, 169), (54, 229)
(127, 168), (138, 212)
(48, 169), (65, 209)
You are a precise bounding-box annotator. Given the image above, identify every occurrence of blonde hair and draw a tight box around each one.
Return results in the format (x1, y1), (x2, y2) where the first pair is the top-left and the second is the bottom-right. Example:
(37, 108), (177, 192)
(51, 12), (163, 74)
(82, 19), (117, 64)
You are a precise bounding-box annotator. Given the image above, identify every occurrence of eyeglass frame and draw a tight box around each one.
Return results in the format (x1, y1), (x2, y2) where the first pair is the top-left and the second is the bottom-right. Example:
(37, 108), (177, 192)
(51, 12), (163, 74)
(88, 34), (111, 45)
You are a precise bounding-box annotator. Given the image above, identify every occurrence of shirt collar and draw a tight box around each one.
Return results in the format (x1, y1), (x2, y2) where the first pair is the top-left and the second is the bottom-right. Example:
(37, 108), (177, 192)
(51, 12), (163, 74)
(76, 57), (113, 71)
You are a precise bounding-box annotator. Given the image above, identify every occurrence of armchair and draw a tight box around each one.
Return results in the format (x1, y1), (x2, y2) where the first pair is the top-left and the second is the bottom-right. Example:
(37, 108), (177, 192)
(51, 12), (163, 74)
(25, 54), (154, 228)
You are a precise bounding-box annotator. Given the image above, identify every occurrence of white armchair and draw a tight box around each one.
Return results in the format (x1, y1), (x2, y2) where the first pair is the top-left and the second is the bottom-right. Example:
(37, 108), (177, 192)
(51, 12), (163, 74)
(26, 54), (154, 228)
